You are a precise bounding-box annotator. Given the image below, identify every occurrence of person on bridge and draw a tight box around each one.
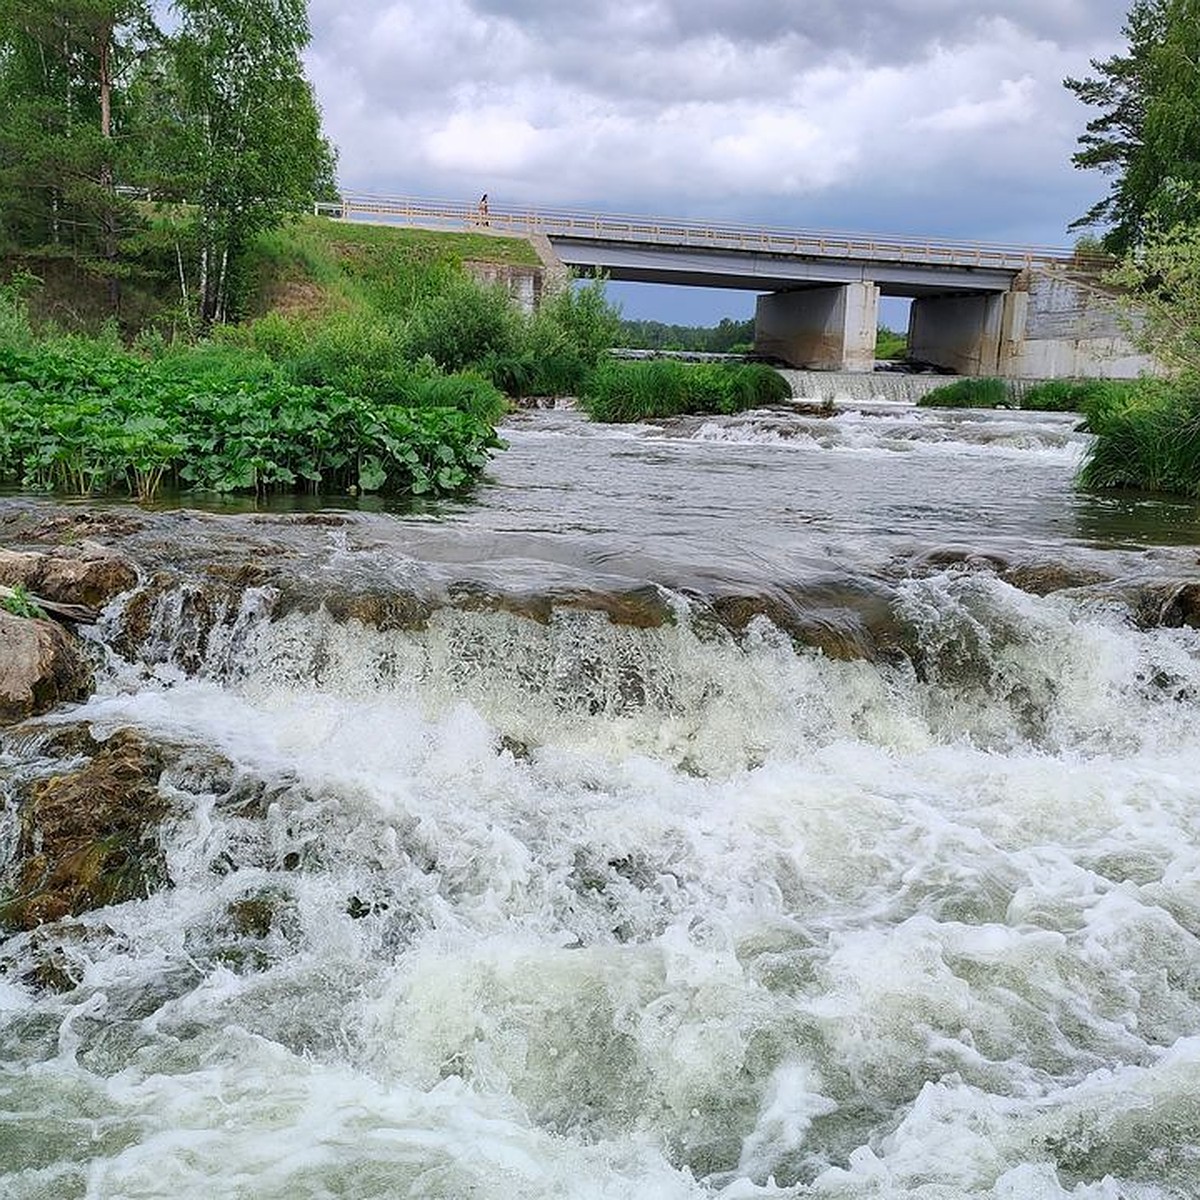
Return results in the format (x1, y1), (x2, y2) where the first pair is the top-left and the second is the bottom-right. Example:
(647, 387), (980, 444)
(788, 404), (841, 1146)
(478, 193), (489, 226)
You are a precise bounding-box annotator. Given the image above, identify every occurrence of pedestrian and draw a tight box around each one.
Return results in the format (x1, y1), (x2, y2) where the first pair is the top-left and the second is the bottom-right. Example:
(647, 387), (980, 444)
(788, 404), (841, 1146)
(478, 193), (489, 226)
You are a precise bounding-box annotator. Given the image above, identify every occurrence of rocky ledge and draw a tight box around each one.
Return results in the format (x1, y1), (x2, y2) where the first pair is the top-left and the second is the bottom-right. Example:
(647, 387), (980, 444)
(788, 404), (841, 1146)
(0, 545), (138, 725)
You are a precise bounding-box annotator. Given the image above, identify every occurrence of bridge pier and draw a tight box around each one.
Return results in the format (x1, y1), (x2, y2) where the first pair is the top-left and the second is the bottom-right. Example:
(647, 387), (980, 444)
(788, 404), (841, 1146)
(754, 283), (879, 371)
(907, 293), (1007, 376)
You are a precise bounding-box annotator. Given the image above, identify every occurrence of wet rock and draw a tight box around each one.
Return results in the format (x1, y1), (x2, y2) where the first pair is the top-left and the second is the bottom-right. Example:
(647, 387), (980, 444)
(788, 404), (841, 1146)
(447, 582), (676, 630)
(112, 572), (270, 672)
(320, 588), (434, 632)
(912, 546), (1012, 574)
(1001, 562), (1112, 596)
(0, 720), (102, 762)
(704, 582), (909, 662)
(0, 730), (169, 930)
(26, 509), (146, 543)
(0, 611), (94, 724)
(0, 545), (138, 610)
(2, 922), (120, 993)
(1135, 581), (1200, 629)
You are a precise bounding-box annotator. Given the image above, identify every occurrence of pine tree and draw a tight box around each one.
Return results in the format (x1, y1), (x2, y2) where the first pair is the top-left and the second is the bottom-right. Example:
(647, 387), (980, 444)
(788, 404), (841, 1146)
(1066, 0), (1200, 252)
(0, 1), (157, 289)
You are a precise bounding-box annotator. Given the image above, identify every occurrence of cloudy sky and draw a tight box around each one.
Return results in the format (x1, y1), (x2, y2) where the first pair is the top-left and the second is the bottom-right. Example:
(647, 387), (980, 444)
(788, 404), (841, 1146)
(304, 0), (1130, 321)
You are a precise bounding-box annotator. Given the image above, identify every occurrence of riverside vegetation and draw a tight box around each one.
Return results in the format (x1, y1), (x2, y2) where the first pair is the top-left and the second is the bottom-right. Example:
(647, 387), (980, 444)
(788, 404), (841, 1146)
(0, 218), (802, 501)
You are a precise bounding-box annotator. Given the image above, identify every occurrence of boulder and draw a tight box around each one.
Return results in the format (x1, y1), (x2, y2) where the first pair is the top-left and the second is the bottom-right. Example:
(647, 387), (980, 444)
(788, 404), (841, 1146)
(0, 611), (93, 724)
(0, 545), (138, 611)
(0, 730), (168, 929)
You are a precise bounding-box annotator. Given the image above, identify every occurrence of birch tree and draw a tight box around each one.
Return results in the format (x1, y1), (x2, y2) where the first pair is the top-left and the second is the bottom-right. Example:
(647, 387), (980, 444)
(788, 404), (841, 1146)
(152, 0), (336, 325)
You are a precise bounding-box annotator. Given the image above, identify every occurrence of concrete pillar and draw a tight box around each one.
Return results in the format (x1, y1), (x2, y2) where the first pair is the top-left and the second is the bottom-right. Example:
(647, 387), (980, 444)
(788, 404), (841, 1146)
(996, 289), (1029, 377)
(907, 293), (1005, 376)
(755, 283), (879, 372)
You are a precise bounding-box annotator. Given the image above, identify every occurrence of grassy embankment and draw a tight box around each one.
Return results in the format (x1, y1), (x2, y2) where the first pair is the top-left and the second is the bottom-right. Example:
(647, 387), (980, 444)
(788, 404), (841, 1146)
(917, 377), (1139, 413)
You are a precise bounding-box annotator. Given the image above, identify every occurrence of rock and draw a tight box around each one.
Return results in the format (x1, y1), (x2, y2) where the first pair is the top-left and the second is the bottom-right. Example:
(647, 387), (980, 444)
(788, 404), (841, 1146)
(1135, 581), (1200, 629)
(0, 545), (138, 610)
(0, 730), (169, 929)
(0, 611), (93, 724)
(1001, 562), (1111, 596)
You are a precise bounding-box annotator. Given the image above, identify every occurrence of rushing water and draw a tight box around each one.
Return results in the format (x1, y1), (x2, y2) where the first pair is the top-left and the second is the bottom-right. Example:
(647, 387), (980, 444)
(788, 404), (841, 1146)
(3, 400), (1200, 1199)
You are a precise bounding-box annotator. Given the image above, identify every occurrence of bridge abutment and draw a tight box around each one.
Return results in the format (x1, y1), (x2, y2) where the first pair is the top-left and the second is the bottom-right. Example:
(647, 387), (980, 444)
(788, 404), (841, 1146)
(754, 283), (879, 371)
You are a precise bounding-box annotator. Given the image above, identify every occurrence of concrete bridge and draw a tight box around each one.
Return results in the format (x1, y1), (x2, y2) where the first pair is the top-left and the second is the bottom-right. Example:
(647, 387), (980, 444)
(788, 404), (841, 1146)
(317, 194), (1152, 379)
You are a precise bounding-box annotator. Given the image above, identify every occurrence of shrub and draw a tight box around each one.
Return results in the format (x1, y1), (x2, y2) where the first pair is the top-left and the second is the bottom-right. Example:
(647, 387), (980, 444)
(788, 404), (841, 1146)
(402, 276), (520, 372)
(918, 378), (1012, 408)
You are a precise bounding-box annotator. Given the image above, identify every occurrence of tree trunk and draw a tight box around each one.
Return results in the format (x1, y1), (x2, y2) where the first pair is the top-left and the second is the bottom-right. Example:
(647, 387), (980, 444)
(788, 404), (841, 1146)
(98, 21), (120, 314)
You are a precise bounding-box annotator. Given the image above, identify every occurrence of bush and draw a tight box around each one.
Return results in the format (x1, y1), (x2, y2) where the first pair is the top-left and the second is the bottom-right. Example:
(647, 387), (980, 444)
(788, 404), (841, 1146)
(402, 276), (520, 372)
(580, 360), (791, 422)
(918, 378), (1012, 408)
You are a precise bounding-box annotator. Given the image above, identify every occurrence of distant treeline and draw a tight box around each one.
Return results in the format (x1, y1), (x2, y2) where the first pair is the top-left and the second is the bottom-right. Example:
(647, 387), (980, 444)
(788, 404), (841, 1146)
(618, 317), (910, 361)
(616, 317), (755, 353)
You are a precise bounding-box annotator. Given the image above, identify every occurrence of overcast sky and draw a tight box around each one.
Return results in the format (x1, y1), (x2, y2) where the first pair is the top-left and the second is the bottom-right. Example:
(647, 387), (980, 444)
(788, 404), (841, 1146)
(304, 0), (1131, 322)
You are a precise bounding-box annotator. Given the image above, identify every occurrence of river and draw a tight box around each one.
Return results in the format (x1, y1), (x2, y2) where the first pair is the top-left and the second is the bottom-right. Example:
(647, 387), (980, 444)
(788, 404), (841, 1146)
(2, 398), (1200, 1198)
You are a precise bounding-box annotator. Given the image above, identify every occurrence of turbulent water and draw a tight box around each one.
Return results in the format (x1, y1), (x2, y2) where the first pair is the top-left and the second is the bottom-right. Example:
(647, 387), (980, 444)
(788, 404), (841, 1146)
(3, 400), (1200, 1199)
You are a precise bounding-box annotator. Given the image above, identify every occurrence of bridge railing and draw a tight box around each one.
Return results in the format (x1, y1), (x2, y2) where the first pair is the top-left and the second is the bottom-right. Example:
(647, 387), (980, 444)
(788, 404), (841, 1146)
(314, 193), (1112, 273)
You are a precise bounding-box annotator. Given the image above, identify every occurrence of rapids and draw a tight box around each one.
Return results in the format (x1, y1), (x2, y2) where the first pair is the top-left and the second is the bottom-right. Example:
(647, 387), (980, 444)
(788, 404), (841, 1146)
(3, 399), (1200, 1198)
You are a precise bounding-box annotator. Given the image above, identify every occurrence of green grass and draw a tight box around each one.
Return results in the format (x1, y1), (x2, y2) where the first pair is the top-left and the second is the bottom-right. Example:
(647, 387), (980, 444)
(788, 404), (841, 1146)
(1078, 376), (1200, 497)
(918, 377), (1012, 408)
(1020, 378), (1137, 412)
(579, 360), (791, 422)
(875, 326), (907, 359)
(246, 216), (540, 320)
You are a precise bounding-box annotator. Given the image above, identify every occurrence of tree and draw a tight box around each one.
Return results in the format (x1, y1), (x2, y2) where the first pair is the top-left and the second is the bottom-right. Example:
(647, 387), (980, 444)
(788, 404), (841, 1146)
(1107, 220), (1200, 375)
(0, 1), (157, 294)
(147, 0), (337, 325)
(1065, 0), (1200, 252)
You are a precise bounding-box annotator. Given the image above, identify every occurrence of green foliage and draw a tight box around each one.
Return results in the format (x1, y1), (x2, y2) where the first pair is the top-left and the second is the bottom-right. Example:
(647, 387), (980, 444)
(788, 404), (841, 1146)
(0, 583), (46, 619)
(0, 1), (155, 270)
(0, 340), (502, 501)
(401, 275), (521, 373)
(1079, 375), (1200, 495)
(0, 270), (38, 348)
(875, 326), (907, 359)
(616, 315), (756, 353)
(580, 360), (791, 422)
(141, 0), (336, 324)
(918, 378), (1012, 408)
(1021, 379), (1139, 412)
(1106, 219), (1200, 374)
(537, 278), (623, 367)
(1065, 0), (1200, 251)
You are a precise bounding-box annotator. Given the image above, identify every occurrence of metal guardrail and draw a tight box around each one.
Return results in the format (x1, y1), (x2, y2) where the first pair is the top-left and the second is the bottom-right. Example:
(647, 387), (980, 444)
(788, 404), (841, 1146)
(314, 193), (1112, 274)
